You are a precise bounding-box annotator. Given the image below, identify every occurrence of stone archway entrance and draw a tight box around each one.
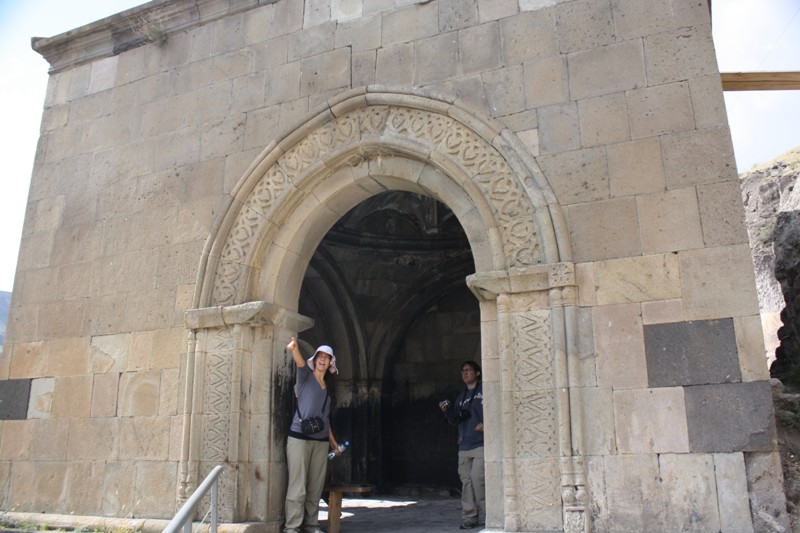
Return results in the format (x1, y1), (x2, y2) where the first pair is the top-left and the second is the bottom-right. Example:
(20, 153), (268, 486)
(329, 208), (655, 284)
(180, 89), (586, 532)
(297, 190), (478, 493)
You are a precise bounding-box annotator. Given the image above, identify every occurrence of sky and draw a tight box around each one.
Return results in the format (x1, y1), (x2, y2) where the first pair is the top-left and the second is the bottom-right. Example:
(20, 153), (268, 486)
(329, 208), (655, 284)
(0, 1), (798, 294)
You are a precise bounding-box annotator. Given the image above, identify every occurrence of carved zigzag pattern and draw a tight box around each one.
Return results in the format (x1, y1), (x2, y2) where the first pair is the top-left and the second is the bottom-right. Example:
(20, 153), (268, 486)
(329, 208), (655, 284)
(516, 457), (560, 519)
(512, 311), (553, 391)
(514, 390), (557, 458)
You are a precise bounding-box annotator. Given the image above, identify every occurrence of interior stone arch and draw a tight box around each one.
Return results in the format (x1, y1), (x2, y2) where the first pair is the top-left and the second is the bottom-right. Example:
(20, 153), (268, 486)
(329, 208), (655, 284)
(184, 88), (584, 531)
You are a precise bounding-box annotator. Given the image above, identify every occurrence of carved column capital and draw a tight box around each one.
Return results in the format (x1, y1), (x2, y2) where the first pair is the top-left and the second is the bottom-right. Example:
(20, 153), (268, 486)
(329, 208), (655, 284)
(185, 300), (314, 332)
(466, 263), (575, 302)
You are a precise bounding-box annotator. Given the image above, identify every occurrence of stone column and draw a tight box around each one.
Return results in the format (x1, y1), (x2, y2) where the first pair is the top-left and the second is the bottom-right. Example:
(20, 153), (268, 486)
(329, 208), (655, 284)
(182, 301), (313, 523)
(468, 263), (587, 532)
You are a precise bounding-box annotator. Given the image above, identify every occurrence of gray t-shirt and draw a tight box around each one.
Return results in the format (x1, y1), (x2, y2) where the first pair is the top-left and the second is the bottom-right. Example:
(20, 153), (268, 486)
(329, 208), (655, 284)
(290, 364), (330, 440)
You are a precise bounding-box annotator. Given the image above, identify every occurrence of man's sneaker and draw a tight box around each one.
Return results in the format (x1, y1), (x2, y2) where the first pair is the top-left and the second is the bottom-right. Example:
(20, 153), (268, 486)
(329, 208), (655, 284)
(459, 522), (478, 529)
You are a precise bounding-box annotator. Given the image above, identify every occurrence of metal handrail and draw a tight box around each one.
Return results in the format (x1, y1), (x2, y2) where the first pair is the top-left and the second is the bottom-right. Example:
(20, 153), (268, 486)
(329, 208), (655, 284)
(163, 465), (224, 533)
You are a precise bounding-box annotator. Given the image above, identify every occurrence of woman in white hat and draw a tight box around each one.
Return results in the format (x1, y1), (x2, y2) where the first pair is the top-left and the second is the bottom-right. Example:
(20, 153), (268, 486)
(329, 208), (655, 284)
(284, 336), (344, 533)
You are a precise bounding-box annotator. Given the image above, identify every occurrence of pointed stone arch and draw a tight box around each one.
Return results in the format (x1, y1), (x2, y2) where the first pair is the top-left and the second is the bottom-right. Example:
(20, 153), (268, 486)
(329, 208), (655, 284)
(181, 87), (588, 532)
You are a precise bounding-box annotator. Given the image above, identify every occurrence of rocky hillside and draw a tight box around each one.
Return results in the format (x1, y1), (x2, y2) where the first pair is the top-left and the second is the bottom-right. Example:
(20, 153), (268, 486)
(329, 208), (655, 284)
(741, 146), (800, 529)
(742, 146), (800, 384)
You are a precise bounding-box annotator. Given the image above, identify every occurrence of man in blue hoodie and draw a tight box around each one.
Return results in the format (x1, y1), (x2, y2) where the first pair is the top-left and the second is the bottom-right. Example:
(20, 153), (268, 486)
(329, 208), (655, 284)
(439, 360), (485, 529)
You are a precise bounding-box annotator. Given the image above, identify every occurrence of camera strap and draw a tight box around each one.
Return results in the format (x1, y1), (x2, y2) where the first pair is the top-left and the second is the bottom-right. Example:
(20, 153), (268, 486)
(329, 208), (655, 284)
(462, 384), (479, 408)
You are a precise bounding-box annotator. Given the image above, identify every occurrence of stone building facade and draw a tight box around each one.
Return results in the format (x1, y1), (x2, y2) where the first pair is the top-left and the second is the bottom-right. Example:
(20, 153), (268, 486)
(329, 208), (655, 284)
(0, 0), (788, 531)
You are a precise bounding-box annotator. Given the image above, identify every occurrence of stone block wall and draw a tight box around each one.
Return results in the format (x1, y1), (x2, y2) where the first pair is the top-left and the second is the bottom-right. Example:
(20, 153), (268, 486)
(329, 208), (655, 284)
(0, 0), (786, 531)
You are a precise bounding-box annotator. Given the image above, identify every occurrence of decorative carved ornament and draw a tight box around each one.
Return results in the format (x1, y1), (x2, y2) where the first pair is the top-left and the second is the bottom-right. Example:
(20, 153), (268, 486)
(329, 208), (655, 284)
(210, 103), (545, 306)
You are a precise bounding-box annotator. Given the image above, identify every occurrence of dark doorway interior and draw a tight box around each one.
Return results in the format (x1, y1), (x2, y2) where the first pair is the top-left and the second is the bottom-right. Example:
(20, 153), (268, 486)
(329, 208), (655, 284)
(297, 191), (478, 495)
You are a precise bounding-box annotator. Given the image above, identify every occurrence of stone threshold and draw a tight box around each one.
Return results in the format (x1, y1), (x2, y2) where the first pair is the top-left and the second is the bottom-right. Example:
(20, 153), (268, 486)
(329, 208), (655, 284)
(0, 512), (271, 533)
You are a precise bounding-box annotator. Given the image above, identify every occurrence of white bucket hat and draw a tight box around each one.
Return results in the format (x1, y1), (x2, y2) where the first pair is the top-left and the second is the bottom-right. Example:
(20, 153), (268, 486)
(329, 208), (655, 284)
(307, 345), (338, 374)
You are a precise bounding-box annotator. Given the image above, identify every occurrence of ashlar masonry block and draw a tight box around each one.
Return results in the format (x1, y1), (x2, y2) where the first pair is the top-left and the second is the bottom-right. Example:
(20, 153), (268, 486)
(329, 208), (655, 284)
(593, 253), (681, 306)
(593, 302), (648, 390)
(577, 93), (630, 148)
(555, 0), (616, 54)
(658, 454), (721, 532)
(539, 146), (608, 204)
(644, 26), (718, 86)
(611, 0), (710, 39)
(564, 197), (640, 262)
(52, 375), (92, 419)
(598, 454), (666, 531)
(637, 186), (704, 254)
(537, 102), (580, 153)
(697, 180), (750, 247)
(607, 137), (665, 198)
(382, 1), (439, 47)
(482, 65), (526, 117)
(458, 22), (502, 76)
(613, 387), (690, 453)
(628, 82), (694, 139)
(523, 55), (568, 108)
(415, 32), (459, 85)
(662, 126), (737, 189)
(66, 461), (105, 514)
(499, 8), (558, 65)
(685, 381), (777, 453)
(713, 452), (756, 533)
(734, 314), (771, 382)
(644, 318), (741, 388)
(568, 39), (645, 100)
(680, 245), (761, 320)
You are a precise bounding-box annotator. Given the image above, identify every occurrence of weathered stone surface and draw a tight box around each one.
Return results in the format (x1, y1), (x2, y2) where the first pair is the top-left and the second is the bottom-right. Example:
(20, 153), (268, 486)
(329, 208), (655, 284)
(0, 379), (31, 420)
(567, 39), (645, 100)
(593, 253), (681, 306)
(574, 386), (615, 455)
(680, 244), (762, 320)
(644, 26), (717, 86)
(613, 387), (690, 453)
(52, 375), (92, 419)
(734, 314), (771, 382)
(644, 318), (741, 387)
(658, 453), (721, 532)
(593, 303), (647, 390)
(685, 381), (777, 452)
(577, 93), (629, 148)
(1, 0), (780, 528)
(713, 452), (755, 533)
(27, 377), (54, 419)
(638, 187), (705, 254)
(745, 452), (791, 532)
(564, 198), (640, 262)
(641, 299), (684, 325)
(662, 126), (738, 189)
(522, 55), (568, 109)
(628, 82), (694, 139)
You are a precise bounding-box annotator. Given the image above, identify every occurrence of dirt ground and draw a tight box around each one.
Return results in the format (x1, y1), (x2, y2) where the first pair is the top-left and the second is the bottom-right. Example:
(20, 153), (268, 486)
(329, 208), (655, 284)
(773, 380), (800, 530)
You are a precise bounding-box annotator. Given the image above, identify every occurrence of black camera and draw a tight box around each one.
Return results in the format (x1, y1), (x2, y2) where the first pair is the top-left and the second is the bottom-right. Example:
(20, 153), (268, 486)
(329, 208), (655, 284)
(455, 408), (471, 422)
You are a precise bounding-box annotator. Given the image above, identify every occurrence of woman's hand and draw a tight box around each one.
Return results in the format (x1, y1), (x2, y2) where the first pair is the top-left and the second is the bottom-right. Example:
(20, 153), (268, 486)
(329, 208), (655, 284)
(287, 336), (298, 351)
(287, 336), (305, 367)
(475, 423), (484, 432)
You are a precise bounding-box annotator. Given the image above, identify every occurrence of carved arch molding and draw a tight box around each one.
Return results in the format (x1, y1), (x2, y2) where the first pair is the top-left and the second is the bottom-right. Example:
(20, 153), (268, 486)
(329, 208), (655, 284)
(181, 88), (588, 532)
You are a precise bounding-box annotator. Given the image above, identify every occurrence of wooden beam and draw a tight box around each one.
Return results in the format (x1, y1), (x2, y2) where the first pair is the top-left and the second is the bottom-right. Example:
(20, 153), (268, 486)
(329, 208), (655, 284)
(721, 71), (800, 91)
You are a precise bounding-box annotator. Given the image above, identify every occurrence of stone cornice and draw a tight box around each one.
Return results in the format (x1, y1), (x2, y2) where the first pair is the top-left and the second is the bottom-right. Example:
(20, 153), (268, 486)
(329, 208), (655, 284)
(31, 0), (266, 74)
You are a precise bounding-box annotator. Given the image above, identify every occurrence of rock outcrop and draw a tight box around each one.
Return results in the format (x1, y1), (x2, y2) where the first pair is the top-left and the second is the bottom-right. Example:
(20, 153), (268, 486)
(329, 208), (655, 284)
(741, 146), (800, 386)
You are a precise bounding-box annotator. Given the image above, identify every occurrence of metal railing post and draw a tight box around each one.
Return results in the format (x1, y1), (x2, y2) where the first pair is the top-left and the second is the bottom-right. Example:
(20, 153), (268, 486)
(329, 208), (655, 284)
(163, 465), (224, 533)
(211, 478), (218, 533)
